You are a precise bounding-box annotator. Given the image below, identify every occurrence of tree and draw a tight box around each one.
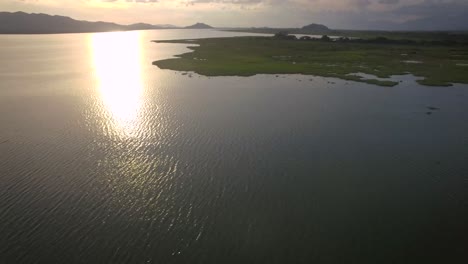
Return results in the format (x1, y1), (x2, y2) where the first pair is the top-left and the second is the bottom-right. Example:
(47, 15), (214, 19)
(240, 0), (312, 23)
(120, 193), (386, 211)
(321, 35), (331, 42)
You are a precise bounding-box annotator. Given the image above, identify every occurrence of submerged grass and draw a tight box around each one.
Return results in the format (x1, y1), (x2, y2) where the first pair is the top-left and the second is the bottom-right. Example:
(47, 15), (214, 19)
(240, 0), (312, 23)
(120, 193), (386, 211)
(152, 37), (468, 87)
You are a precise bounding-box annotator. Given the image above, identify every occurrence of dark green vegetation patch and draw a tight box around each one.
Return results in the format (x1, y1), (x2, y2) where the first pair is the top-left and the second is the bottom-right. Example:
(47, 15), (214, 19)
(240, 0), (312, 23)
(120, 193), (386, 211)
(153, 37), (468, 87)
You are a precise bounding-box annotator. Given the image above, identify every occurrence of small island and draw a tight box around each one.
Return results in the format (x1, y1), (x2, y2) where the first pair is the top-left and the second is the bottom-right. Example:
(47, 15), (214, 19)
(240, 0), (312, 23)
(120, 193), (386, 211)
(152, 34), (468, 87)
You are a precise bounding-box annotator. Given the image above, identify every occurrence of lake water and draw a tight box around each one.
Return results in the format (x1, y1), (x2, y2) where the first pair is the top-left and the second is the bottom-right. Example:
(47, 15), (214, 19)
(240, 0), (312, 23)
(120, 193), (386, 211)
(0, 30), (467, 263)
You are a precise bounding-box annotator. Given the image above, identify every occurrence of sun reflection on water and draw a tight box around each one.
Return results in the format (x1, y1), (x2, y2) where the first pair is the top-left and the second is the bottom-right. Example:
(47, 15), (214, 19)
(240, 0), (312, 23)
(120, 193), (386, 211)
(89, 31), (144, 138)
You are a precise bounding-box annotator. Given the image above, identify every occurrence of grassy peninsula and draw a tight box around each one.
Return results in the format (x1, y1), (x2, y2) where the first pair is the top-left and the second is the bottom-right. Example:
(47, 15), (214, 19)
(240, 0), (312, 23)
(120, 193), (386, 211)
(152, 36), (468, 87)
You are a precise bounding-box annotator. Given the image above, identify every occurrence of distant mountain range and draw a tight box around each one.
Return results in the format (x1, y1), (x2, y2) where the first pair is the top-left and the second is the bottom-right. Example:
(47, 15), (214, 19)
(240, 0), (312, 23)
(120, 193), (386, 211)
(0, 12), (213, 34)
(0, 11), (331, 35)
(3, 11), (463, 35)
(224, 23), (332, 35)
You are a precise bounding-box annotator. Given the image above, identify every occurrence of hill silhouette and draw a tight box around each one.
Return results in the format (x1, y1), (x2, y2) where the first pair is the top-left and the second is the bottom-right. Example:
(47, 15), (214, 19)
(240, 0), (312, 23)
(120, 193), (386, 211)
(301, 23), (330, 33)
(0, 12), (177, 34)
(185, 23), (213, 29)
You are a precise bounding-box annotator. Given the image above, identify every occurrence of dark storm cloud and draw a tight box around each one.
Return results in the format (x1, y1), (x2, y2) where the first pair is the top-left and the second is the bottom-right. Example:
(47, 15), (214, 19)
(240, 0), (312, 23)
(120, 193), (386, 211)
(395, 0), (468, 16)
(328, 0), (468, 30)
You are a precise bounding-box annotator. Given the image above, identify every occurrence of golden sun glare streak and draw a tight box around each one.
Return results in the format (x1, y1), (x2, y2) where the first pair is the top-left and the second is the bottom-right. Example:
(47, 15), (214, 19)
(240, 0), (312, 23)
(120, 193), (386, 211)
(89, 31), (144, 138)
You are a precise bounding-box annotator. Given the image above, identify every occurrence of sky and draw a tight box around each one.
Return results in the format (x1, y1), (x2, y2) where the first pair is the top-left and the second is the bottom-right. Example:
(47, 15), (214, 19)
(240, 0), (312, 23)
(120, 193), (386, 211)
(1, 0), (468, 30)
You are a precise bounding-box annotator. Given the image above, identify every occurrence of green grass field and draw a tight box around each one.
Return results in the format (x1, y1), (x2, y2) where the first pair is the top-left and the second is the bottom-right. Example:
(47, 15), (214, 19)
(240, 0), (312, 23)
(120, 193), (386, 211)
(152, 36), (468, 87)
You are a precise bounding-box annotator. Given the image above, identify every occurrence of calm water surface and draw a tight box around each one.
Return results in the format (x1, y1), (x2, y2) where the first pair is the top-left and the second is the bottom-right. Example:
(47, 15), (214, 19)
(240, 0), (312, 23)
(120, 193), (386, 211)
(0, 30), (467, 263)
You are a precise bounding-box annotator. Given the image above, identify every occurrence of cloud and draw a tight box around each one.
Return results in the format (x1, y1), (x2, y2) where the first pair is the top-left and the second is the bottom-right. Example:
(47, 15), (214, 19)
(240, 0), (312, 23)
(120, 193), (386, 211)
(378, 0), (399, 4)
(187, 0), (262, 3)
(102, 0), (159, 2)
(2, 0), (467, 29)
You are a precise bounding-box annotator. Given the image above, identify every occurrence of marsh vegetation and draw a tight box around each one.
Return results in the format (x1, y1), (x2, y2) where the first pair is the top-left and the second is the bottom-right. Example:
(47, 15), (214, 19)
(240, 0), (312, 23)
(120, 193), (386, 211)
(153, 36), (468, 87)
